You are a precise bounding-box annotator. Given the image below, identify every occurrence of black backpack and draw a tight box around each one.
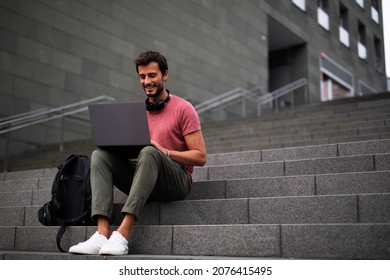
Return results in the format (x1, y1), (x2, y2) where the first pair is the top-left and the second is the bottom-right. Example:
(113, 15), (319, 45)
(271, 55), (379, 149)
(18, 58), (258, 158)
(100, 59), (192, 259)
(38, 154), (95, 252)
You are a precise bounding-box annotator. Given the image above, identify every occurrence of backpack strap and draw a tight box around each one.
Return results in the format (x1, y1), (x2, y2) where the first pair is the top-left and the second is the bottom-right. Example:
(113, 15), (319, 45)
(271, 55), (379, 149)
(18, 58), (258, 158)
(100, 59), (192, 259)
(54, 154), (92, 253)
(56, 221), (67, 253)
(56, 207), (93, 253)
(83, 156), (92, 200)
(51, 154), (80, 209)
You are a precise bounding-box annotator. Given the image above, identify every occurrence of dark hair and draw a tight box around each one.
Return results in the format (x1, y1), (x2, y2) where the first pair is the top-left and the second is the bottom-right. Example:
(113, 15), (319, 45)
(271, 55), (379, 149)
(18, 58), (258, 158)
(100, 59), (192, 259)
(135, 51), (168, 76)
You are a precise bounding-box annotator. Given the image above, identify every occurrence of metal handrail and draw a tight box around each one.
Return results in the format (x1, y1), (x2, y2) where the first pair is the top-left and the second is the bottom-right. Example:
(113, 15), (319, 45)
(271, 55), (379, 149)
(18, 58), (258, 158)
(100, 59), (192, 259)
(0, 95), (115, 134)
(194, 78), (308, 118)
(195, 86), (264, 114)
(1, 95), (116, 172)
(260, 78), (308, 104)
(0, 108), (50, 123)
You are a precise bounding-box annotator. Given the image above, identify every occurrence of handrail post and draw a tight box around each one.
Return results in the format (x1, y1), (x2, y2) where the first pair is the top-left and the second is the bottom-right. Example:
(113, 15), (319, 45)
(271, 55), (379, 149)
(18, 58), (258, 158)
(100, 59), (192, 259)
(3, 130), (11, 173)
(291, 90), (295, 111)
(257, 97), (262, 117)
(241, 97), (246, 118)
(59, 116), (64, 153)
(304, 84), (309, 103)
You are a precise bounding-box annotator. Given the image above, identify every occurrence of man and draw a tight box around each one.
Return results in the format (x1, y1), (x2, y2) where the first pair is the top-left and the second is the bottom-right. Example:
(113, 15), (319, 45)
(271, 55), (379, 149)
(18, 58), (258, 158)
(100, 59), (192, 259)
(69, 51), (207, 255)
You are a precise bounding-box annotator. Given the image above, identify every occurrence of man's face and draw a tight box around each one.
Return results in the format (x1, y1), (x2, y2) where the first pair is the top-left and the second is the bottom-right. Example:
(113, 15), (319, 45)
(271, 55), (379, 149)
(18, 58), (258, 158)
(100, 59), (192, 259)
(138, 62), (167, 99)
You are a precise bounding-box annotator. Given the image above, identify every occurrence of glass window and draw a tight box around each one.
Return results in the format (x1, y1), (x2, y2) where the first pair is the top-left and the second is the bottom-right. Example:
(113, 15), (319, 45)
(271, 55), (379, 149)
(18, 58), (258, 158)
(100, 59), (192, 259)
(317, 0), (329, 30)
(371, 0), (380, 24)
(357, 21), (367, 60)
(339, 4), (350, 47)
(292, 0), (306, 11)
(356, 0), (364, 9)
(374, 36), (383, 72)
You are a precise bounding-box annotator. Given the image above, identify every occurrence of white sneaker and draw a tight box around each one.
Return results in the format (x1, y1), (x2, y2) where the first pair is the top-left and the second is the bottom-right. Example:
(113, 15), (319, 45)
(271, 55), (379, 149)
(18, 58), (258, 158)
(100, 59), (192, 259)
(69, 231), (108, 255)
(99, 231), (128, 255)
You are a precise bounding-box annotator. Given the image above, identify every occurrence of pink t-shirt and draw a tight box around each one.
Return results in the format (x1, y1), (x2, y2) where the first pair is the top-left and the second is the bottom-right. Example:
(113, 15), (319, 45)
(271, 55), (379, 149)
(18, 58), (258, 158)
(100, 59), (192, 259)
(147, 94), (201, 178)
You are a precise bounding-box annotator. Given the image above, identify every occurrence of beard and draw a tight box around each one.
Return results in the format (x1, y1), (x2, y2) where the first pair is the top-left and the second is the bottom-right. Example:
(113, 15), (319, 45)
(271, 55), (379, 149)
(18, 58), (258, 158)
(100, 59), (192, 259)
(144, 82), (165, 99)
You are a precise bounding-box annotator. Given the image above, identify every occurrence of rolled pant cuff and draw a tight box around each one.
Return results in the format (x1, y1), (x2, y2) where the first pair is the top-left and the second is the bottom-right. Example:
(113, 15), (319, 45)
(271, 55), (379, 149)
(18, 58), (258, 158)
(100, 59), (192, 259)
(91, 209), (112, 222)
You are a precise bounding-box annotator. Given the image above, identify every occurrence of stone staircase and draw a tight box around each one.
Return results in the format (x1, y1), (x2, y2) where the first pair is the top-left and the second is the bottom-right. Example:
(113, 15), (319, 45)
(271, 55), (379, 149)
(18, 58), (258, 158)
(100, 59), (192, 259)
(4, 93), (390, 171)
(0, 138), (389, 259)
(1, 93), (390, 259)
(202, 93), (390, 154)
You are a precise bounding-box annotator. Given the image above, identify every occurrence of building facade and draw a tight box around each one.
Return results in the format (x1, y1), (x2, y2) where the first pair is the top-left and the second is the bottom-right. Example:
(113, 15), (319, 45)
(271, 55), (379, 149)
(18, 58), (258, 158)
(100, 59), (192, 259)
(0, 0), (387, 160)
(269, 0), (386, 103)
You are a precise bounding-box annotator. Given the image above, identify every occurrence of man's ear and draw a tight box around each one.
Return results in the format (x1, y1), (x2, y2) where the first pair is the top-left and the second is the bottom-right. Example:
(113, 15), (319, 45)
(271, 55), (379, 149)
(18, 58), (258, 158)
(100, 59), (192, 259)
(163, 70), (169, 81)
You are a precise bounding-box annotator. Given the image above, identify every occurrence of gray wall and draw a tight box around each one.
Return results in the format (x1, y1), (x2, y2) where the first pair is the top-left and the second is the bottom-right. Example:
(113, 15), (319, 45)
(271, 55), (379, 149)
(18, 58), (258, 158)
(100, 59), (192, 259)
(0, 0), (268, 116)
(0, 0), (269, 157)
(0, 0), (387, 160)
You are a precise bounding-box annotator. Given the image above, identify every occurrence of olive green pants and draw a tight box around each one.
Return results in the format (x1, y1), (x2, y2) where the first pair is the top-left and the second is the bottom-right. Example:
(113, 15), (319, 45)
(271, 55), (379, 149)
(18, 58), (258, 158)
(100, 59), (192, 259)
(90, 146), (191, 221)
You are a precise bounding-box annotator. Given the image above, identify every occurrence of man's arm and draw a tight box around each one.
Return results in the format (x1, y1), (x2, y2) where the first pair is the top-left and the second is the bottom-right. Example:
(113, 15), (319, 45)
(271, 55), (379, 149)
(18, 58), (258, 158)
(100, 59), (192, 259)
(151, 130), (207, 166)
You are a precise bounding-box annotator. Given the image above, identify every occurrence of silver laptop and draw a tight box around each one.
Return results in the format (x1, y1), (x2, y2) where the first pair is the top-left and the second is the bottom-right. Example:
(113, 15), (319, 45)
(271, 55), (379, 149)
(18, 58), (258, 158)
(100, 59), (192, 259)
(88, 101), (151, 158)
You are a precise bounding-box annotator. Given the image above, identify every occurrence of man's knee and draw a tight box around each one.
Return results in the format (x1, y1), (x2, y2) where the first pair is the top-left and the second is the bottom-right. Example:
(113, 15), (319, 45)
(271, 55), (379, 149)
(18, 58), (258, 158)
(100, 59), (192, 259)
(138, 146), (160, 158)
(91, 148), (111, 168)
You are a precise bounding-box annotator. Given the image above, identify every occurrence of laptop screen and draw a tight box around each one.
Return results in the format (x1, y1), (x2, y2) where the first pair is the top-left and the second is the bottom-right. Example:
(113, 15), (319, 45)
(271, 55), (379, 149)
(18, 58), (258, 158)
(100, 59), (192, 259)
(88, 101), (151, 158)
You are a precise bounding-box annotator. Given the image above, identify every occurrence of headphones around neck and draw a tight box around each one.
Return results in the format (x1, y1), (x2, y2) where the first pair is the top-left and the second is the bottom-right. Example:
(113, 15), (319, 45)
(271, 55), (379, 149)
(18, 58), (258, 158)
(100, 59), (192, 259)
(145, 91), (171, 112)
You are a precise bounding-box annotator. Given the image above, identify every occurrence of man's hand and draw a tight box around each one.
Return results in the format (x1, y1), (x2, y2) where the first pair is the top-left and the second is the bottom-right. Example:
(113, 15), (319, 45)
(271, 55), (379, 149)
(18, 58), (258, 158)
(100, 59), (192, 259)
(151, 130), (207, 167)
(151, 140), (169, 156)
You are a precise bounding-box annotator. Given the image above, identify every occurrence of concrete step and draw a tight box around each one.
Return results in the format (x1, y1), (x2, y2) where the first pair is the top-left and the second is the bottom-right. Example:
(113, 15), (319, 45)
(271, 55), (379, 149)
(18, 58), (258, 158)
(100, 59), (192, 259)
(205, 139), (390, 165)
(204, 125), (390, 147)
(0, 251), (267, 260)
(202, 102), (390, 130)
(194, 153), (390, 181)
(204, 124), (390, 147)
(1, 138), (389, 259)
(201, 100), (390, 154)
(2, 159), (389, 206)
(190, 171), (390, 199)
(0, 223), (389, 259)
(3, 170), (390, 199)
(2, 192), (389, 226)
(5, 93), (390, 172)
(203, 111), (390, 139)
(2, 139), (388, 182)
(202, 95), (390, 124)
(204, 132), (390, 155)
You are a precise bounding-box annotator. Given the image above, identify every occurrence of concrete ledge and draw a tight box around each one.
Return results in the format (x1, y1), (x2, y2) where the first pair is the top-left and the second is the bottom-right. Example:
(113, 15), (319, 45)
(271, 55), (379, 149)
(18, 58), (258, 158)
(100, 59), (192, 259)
(359, 194), (390, 223)
(0, 227), (16, 250)
(3, 223), (390, 259)
(339, 139), (390, 156)
(208, 162), (284, 180)
(285, 155), (374, 175)
(206, 150), (262, 166)
(25, 206), (42, 226)
(249, 195), (358, 224)
(316, 171), (390, 195)
(0, 191), (33, 207)
(226, 176), (315, 198)
(0, 207), (25, 226)
(128, 225), (172, 255)
(173, 225), (280, 257)
(15, 226), (86, 252)
(1, 169), (56, 182)
(376, 154), (390, 170)
(0, 179), (39, 192)
(262, 144), (337, 162)
(281, 224), (390, 259)
(161, 199), (248, 225)
(196, 155), (382, 181)
(0, 251), (270, 260)
(4, 192), (390, 227)
(187, 180), (227, 200)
